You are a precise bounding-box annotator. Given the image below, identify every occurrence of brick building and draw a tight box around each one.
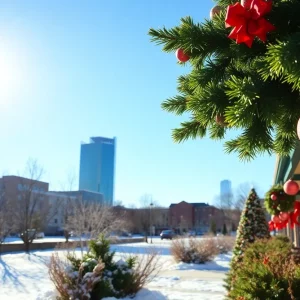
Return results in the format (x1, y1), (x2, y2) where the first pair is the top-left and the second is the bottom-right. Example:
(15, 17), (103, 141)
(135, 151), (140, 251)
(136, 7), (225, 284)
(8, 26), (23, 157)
(169, 201), (234, 234)
(112, 206), (169, 235)
(0, 175), (49, 200)
(0, 176), (105, 236)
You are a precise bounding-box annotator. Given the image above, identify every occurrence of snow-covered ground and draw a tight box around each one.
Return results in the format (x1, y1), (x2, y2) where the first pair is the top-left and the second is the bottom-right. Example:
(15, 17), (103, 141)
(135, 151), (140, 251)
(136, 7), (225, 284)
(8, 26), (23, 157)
(3, 235), (144, 244)
(0, 239), (231, 300)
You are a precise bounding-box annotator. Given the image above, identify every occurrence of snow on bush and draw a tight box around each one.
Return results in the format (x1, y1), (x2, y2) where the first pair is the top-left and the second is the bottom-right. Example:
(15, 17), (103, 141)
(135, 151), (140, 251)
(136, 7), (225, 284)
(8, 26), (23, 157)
(48, 235), (160, 299)
(171, 236), (234, 264)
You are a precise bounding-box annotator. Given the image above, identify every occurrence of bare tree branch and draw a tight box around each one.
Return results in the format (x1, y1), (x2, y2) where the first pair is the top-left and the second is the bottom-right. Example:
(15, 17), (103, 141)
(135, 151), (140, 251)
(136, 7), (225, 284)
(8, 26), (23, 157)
(65, 200), (128, 257)
(0, 179), (15, 249)
(10, 159), (60, 252)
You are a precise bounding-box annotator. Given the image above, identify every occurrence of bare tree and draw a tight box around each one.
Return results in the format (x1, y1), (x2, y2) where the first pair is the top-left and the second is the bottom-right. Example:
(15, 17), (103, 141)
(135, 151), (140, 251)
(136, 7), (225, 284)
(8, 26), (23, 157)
(113, 200), (124, 207)
(137, 194), (160, 243)
(234, 182), (261, 211)
(0, 180), (15, 254)
(214, 182), (261, 232)
(66, 200), (127, 257)
(11, 159), (61, 252)
(59, 170), (78, 243)
(214, 188), (241, 233)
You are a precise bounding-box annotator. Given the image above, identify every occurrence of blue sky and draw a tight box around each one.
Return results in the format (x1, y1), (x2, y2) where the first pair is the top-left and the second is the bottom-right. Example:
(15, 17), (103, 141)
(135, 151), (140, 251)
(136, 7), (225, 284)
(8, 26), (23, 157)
(0, 0), (275, 207)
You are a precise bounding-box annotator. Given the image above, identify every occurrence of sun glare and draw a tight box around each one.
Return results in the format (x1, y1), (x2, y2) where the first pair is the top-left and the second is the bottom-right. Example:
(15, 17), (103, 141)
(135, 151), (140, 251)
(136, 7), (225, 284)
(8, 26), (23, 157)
(0, 48), (23, 100)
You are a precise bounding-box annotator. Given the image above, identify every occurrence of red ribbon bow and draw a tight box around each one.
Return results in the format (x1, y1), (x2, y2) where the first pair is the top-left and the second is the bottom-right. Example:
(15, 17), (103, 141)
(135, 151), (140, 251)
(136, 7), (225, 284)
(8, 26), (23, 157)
(225, 0), (276, 47)
(269, 202), (300, 231)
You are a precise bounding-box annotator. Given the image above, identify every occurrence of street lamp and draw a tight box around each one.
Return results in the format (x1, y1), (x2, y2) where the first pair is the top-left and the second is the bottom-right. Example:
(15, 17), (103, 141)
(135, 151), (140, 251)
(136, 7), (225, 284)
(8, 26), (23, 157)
(150, 202), (153, 244)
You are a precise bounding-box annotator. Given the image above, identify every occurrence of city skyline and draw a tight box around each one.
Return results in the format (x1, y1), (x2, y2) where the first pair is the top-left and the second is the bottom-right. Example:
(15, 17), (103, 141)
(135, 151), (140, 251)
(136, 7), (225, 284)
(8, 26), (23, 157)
(0, 0), (276, 207)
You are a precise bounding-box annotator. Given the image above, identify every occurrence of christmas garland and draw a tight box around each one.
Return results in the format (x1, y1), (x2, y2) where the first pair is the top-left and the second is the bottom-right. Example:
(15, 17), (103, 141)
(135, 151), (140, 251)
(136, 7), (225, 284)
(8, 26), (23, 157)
(265, 184), (296, 216)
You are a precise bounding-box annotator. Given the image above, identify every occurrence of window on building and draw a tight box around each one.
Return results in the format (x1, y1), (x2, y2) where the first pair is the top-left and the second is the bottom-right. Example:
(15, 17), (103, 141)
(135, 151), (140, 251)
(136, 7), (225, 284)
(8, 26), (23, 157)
(54, 219), (58, 224)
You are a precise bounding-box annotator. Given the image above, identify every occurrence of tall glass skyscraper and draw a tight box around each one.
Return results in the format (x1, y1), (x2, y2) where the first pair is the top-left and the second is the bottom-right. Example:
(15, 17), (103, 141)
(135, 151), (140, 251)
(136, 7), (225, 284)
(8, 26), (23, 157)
(79, 136), (116, 206)
(220, 180), (232, 198)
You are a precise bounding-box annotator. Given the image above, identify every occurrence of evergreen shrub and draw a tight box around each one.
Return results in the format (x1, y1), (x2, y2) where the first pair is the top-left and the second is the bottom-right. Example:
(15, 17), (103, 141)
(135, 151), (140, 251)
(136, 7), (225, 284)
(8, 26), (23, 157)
(49, 235), (159, 299)
(226, 236), (300, 300)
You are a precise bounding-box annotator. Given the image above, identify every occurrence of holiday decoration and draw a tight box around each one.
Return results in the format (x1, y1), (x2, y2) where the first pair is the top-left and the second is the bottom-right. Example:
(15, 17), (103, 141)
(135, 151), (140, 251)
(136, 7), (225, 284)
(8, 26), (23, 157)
(297, 118), (300, 140)
(290, 201), (300, 228)
(270, 201), (300, 231)
(215, 114), (227, 126)
(270, 193), (277, 201)
(225, 0), (276, 47)
(268, 220), (275, 231)
(175, 49), (189, 63)
(210, 5), (222, 19)
(149, 1), (300, 160)
(225, 188), (270, 292)
(265, 185), (296, 216)
(231, 188), (270, 265)
(272, 215), (281, 224)
(283, 179), (299, 196)
(279, 212), (290, 221)
(241, 0), (252, 9)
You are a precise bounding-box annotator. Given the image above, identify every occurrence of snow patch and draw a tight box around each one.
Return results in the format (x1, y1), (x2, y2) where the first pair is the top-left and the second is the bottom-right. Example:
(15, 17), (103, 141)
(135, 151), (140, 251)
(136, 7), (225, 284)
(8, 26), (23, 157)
(169, 253), (231, 271)
(103, 288), (166, 300)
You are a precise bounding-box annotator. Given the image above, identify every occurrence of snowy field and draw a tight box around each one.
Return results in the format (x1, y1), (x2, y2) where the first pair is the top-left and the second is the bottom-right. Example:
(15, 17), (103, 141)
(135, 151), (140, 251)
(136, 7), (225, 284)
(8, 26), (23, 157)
(0, 238), (231, 300)
(3, 235), (144, 244)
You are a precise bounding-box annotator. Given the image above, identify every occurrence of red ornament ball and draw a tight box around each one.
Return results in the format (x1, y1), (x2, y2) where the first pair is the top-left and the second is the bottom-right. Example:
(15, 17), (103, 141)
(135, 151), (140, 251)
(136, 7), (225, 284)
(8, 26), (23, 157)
(268, 221), (275, 231)
(175, 49), (190, 63)
(210, 5), (222, 19)
(283, 179), (299, 196)
(270, 193), (277, 201)
(272, 215), (281, 224)
(279, 212), (290, 221)
(297, 118), (300, 140)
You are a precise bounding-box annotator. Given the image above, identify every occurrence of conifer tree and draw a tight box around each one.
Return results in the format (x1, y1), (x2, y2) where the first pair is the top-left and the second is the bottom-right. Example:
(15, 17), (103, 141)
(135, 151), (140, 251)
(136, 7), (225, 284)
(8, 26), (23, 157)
(224, 188), (270, 293)
(210, 219), (217, 235)
(149, 0), (300, 160)
(222, 223), (228, 235)
(231, 188), (270, 265)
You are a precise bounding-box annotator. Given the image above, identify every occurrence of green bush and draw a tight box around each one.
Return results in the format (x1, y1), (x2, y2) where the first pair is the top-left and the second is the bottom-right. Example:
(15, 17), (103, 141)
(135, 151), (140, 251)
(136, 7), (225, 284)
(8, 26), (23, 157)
(49, 235), (158, 300)
(225, 236), (300, 299)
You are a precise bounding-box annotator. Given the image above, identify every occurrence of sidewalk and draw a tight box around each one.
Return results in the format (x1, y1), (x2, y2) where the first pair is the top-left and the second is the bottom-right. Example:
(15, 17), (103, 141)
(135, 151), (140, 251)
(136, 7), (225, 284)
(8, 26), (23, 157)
(146, 268), (227, 299)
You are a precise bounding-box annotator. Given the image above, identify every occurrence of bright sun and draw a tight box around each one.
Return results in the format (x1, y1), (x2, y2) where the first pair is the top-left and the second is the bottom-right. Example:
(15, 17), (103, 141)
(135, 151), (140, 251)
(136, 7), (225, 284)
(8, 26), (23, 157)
(0, 47), (23, 100)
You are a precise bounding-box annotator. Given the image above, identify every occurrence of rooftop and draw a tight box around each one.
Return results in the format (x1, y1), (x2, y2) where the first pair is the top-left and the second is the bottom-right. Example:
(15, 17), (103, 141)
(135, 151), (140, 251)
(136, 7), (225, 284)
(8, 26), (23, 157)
(169, 201), (209, 208)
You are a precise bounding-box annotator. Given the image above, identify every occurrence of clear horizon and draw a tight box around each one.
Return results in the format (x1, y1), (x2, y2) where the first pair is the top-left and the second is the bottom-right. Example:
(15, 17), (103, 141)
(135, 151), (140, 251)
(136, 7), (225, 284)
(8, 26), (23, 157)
(0, 0), (276, 207)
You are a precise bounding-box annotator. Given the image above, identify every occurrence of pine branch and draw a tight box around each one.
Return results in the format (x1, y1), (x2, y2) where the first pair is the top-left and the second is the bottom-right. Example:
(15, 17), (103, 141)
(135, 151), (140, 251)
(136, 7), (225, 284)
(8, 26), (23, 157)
(148, 27), (181, 52)
(187, 82), (228, 124)
(161, 96), (187, 115)
(149, 0), (300, 159)
(172, 119), (207, 143)
(209, 123), (226, 140)
(224, 120), (273, 161)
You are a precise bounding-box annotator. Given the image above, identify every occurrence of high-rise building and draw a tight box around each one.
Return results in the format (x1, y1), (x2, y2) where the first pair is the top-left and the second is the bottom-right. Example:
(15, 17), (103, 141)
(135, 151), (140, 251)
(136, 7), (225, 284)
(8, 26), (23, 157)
(220, 179), (232, 199)
(79, 136), (116, 205)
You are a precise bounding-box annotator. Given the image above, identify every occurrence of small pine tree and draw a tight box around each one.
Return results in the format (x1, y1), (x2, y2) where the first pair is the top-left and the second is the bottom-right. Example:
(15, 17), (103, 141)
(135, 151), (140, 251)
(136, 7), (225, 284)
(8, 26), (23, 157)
(222, 224), (228, 236)
(232, 188), (270, 264)
(210, 220), (217, 235)
(225, 188), (270, 294)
